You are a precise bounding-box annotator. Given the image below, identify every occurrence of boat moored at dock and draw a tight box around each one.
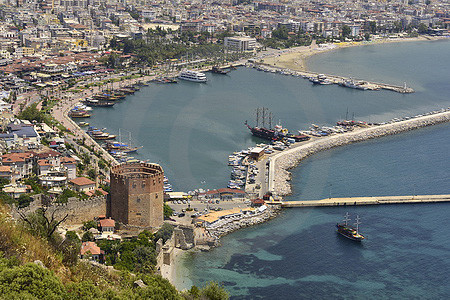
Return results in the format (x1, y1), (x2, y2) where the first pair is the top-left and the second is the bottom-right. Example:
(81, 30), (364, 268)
(178, 70), (207, 82)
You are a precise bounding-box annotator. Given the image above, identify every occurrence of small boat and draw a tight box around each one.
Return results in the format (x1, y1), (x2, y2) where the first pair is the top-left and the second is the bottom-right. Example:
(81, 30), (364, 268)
(69, 110), (90, 118)
(211, 66), (229, 74)
(84, 99), (115, 107)
(336, 213), (365, 242)
(79, 122), (89, 127)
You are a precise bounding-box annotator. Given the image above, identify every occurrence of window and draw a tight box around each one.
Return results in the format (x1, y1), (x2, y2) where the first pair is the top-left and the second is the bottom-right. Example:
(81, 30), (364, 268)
(137, 198), (141, 203)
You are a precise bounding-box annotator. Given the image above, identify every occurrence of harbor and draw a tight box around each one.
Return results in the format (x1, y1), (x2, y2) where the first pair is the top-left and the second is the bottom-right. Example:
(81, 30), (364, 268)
(225, 108), (450, 200)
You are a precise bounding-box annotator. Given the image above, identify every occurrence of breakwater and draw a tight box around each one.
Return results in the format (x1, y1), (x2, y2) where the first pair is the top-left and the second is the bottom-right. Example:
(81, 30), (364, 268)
(269, 110), (450, 197)
(248, 62), (415, 93)
(279, 194), (450, 207)
(206, 206), (281, 246)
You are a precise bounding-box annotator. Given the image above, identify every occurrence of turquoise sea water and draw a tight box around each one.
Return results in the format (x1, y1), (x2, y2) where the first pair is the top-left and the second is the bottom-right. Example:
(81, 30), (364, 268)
(86, 40), (450, 298)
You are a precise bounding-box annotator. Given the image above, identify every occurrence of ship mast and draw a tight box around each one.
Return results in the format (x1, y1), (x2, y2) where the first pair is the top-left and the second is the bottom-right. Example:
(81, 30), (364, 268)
(354, 215), (361, 234)
(343, 212), (350, 226)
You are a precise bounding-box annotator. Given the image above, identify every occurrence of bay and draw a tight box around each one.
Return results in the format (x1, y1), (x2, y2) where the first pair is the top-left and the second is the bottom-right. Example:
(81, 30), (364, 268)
(85, 39), (450, 298)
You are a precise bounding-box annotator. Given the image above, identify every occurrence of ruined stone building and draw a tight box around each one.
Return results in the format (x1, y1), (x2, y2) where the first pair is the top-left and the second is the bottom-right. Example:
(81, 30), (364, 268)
(108, 162), (164, 228)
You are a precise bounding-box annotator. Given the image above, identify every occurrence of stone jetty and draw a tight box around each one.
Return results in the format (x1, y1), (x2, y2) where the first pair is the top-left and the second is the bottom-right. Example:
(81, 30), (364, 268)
(206, 206), (281, 246)
(269, 110), (450, 197)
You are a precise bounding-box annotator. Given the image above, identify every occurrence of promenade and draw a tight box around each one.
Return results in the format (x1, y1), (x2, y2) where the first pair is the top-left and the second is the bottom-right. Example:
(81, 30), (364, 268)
(278, 194), (450, 208)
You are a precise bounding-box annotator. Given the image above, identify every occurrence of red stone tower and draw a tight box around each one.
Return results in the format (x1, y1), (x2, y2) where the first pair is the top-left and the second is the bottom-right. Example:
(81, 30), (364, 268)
(109, 162), (164, 228)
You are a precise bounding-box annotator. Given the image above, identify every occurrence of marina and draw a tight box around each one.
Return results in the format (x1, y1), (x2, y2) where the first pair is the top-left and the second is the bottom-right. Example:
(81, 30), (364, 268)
(248, 62), (415, 93)
(224, 108), (450, 200)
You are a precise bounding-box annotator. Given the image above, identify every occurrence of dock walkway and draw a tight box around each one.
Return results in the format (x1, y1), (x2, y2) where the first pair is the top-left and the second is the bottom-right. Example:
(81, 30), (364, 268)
(252, 62), (414, 93)
(278, 194), (450, 208)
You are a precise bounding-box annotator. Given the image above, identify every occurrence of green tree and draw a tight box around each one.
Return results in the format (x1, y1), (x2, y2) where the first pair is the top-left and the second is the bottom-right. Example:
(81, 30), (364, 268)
(17, 194), (33, 208)
(61, 231), (81, 265)
(272, 26), (289, 40)
(56, 188), (79, 203)
(87, 168), (97, 181)
(82, 231), (94, 242)
(154, 223), (174, 243)
(418, 23), (428, 34)
(136, 275), (182, 299)
(164, 203), (173, 219)
(134, 245), (156, 273)
(19, 207), (68, 242)
(368, 21), (377, 34)
(341, 25), (351, 38)
(200, 281), (229, 300)
(17, 103), (46, 123)
(364, 33), (371, 41)
(0, 263), (65, 298)
(82, 220), (98, 231)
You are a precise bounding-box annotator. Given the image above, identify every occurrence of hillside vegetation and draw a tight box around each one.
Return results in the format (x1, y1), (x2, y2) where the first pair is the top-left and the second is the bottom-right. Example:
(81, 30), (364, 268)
(0, 202), (228, 299)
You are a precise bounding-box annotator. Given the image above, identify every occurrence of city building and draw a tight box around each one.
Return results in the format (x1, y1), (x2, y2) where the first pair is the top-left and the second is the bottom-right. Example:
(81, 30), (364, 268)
(80, 241), (104, 262)
(224, 36), (257, 51)
(108, 162), (164, 228)
(69, 176), (96, 193)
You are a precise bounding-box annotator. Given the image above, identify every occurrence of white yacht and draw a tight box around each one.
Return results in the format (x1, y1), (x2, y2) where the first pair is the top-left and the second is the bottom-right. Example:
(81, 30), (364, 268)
(178, 70), (207, 83)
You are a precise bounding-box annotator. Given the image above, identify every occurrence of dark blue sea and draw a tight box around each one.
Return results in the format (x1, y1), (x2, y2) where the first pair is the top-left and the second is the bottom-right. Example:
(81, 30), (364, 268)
(85, 40), (450, 298)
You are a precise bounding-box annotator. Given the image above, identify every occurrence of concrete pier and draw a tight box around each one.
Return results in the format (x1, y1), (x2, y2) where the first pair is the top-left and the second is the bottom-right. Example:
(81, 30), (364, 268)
(279, 194), (450, 208)
(251, 63), (414, 93)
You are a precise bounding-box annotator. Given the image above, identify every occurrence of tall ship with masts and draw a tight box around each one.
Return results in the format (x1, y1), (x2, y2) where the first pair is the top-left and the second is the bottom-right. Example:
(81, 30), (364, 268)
(245, 107), (309, 142)
(336, 213), (365, 242)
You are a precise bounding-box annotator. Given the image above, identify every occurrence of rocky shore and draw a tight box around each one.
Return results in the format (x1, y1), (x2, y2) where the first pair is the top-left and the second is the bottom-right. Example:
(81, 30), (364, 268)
(272, 110), (450, 196)
(206, 206), (281, 246)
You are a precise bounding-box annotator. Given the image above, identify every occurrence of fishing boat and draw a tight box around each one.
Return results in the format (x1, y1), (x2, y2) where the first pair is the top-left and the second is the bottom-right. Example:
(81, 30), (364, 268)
(84, 98), (115, 107)
(152, 76), (178, 83)
(69, 110), (90, 118)
(211, 66), (229, 74)
(336, 213), (365, 242)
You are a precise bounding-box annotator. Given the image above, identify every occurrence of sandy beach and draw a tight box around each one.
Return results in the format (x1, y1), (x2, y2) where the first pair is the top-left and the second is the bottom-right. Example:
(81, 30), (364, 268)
(160, 247), (192, 290)
(260, 35), (444, 73)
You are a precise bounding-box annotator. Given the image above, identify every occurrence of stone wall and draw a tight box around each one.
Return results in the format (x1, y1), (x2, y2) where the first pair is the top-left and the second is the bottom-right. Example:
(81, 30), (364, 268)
(11, 195), (106, 225)
(173, 225), (195, 250)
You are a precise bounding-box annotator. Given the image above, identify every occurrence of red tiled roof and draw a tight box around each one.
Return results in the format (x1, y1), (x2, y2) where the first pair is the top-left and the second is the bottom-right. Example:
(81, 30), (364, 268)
(99, 218), (115, 228)
(70, 177), (95, 186)
(80, 241), (103, 256)
(204, 188), (245, 195)
(61, 157), (76, 164)
(2, 152), (33, 163)
(0, 166), (12, 172)
(251, 198), (265, 204)
(37, 159), (52, 166)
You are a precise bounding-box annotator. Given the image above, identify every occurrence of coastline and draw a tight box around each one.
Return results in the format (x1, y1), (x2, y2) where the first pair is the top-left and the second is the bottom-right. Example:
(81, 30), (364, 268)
(260, 35), (448, 73)
(52, 39), (449, 289)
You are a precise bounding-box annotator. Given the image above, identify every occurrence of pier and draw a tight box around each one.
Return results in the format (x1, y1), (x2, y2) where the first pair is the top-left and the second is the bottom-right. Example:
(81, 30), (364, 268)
(277, 194), (450, 208)
(250, 62), (415, 93)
